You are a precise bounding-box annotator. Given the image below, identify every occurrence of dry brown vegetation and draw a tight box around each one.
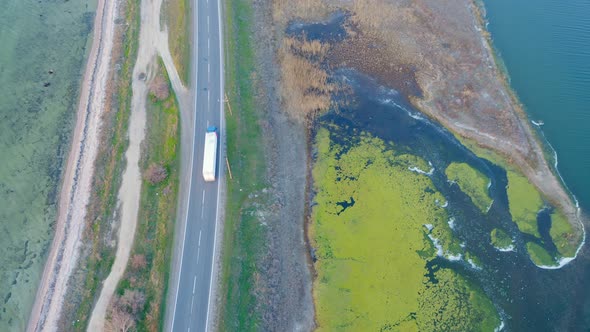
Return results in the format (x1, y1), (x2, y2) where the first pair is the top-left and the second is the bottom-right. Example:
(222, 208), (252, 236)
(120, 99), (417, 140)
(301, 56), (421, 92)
(149, 74), (170, 101)
(145, 163), (168, 184)
(272, 0), (330, 24)
(279, 37), (334, 124)
(105, 290), (146, 332)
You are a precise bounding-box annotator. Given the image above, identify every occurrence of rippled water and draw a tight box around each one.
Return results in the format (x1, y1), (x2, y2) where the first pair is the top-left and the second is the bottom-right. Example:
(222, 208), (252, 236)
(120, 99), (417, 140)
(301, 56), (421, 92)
(0, 0), (95, 329)
(484, 0), (590, 212)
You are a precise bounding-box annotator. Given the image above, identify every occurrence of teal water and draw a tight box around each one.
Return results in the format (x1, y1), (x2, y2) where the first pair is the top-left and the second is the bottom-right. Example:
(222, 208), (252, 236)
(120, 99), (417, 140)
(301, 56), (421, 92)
(484, 0), (590, 212)
(0, 0), (95, 330)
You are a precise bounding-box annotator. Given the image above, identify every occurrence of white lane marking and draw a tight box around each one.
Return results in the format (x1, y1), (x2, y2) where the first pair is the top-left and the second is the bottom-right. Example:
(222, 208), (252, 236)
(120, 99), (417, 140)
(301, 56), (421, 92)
(197, 247), (200, 263)
(205, 0), (224, 330)
(198, 230), (202, 246)
(202, 189), (205, 205)
(193, 275), (197, 294)
(170, 1), (199, 328)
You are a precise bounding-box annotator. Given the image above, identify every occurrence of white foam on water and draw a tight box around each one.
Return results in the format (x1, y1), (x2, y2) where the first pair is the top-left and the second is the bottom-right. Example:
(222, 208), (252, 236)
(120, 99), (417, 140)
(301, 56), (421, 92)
(447, 253), (463, 261)
(427, 234), (445, 257)
(448, 217), (456, 230)
(467, 258), (482, 270)
(494, 320), (505, 332)
(427, 233), (462, 261)
(486, 200), (494, 213)
(495, 244), (515, 253)
(379, 96), (425, 120)
(408, 166), (435, 176)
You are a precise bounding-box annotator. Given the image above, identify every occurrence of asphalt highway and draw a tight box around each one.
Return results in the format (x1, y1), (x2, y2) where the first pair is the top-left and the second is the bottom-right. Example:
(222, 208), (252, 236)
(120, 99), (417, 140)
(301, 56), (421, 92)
(168, 0), (224, 330)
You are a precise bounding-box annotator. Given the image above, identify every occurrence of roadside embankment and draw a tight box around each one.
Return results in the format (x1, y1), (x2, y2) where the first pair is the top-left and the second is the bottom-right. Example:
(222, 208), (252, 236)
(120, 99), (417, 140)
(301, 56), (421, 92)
(86, 0), (188, 327)
(217, 0), (315, 330)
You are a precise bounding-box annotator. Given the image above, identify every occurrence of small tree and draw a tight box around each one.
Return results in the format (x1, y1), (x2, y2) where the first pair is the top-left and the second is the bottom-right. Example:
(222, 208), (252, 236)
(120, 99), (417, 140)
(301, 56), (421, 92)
(105, 307), (134, 332)
(145, 163), (167, 185)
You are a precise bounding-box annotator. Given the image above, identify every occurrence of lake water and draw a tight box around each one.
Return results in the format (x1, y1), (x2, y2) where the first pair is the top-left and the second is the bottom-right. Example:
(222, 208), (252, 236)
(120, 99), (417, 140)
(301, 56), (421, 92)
(0, 0), (95, 329)
(484, 0), (590, 213)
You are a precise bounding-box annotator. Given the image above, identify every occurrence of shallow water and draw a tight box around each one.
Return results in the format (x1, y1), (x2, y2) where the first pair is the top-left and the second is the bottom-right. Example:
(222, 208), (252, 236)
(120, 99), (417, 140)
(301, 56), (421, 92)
(0, 0), (96, 329)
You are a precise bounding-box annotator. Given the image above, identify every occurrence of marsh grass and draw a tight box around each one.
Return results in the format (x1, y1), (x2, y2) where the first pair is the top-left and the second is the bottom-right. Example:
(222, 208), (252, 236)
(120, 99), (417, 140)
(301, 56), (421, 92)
(279, 37), (334, 125)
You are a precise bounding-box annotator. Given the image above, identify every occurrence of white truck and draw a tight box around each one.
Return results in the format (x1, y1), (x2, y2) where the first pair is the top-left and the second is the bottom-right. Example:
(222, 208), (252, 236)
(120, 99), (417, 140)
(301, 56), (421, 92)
(202, 126), (218, 182)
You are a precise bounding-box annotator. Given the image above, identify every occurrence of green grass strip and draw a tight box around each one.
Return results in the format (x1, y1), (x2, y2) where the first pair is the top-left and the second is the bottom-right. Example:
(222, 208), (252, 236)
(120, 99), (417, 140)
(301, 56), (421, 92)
(218, 0), (267, 330)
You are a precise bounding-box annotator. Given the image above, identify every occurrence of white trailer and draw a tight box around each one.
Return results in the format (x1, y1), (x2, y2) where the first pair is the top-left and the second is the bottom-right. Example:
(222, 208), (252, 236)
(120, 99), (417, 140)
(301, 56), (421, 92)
(202, 126), (218, 182)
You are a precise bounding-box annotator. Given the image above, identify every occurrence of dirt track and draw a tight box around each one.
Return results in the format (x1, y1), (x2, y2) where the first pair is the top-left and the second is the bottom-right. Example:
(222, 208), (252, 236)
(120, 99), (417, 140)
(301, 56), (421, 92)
(86, 0), (188, 328)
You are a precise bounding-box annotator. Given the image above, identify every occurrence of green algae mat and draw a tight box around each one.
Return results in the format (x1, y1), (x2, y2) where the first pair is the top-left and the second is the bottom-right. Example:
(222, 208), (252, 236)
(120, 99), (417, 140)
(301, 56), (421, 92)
(311, 128), (500, 331)
(490, 228), (513, 251)
(445, 162), (493, 213)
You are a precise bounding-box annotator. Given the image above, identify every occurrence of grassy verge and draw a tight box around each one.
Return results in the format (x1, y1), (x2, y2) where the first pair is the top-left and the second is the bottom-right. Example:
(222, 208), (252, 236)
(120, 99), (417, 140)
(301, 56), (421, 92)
(67, 0), (141, 329)
(219, 0), (268, 330)
(445, 162), (493, 213)
(163, 0), (191, 85)
(108, 59), (180, 331)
